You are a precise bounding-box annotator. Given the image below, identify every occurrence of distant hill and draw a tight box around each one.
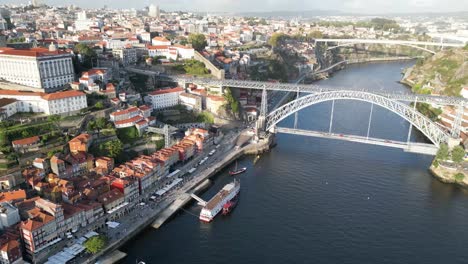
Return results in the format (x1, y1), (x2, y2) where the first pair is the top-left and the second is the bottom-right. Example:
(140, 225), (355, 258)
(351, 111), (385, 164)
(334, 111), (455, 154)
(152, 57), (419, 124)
(402, 47), (468, 96)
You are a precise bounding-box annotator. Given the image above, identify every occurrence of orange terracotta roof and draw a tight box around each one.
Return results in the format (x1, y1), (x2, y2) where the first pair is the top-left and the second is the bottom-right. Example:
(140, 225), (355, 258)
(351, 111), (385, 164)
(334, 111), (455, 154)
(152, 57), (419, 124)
(110, 106), (139, 116)
(0, 190), (26, 203)
(149, 87), (183, 95)
(147, 45), (170, 50)
(114, 115), (143, 125)
(41, 90), (85, 101)
(0, 47), (70, 57)
(12, 136), (40, 146)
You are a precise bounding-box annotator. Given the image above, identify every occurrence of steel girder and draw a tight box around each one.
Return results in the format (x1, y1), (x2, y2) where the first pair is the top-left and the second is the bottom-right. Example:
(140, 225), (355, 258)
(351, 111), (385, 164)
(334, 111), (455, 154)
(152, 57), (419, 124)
(162, 76), (468, 106)
(265, 90), (451, 147)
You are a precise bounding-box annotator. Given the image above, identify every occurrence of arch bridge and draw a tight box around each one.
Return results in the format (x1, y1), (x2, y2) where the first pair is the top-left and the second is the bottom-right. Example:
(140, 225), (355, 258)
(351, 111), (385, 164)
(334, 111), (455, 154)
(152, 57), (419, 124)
(262, 90), (456, 155)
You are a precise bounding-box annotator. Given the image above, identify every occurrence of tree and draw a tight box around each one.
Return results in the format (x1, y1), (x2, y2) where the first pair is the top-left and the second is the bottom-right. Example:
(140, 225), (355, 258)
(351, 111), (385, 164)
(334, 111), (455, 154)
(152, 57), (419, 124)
(95, 101), (104, 110)
(306, 31), (323, 40)
(48, 114), (62, 130)
(268, 33), (288, 47)
(84, 235), (107, 254)
(87, 120), (96, 132)
(188, 33), (207, 51)
(454, 173), (465, 182)
(223, 87), (240, 115)
(451, 145), (465, 163)
(74, 43), (97, 69)
(436, 143), (449, 161)
(95, 117), (107, 137)
(104, 140), (123, 158)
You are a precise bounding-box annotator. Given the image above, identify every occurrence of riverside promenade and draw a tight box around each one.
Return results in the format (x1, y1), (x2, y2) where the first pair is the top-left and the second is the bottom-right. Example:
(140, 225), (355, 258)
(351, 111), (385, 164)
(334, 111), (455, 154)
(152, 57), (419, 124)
(82, 132), (271, 264)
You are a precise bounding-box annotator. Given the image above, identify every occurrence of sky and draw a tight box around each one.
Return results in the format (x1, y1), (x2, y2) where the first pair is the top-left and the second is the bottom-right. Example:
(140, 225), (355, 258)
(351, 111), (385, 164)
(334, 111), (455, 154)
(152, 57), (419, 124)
(3, 0), (468, 14)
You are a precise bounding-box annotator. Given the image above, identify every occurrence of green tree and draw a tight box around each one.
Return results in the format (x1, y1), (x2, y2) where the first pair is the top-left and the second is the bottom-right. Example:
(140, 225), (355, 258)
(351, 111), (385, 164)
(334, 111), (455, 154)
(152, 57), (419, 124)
(436, 143), (449, 161)
(74, 43), (97, 69)
(454, 173), (465, 182)
(95, 101), (104, 110)
(223, 87), (240, 115)
(268, 33), (288, 47)
(48, 114), (62, 130)
(306, 31), (323, 40)
(188, 33), (207, 51)
(84, 235), (107, 254)
(104, 140), (123, 158)
(95, 117), (107, 137)
(87, 120), (96, 132)
(451, 145), (465, 163)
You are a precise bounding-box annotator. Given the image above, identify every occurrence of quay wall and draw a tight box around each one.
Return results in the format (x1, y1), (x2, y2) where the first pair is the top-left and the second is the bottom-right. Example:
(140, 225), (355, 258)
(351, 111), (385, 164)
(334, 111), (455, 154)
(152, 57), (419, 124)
(84, 137), (272, 263)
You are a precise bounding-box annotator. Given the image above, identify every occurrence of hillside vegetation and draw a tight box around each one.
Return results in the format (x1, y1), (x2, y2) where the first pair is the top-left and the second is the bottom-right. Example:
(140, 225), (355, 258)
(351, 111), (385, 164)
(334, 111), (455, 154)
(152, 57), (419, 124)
(402, 47), (468, 96)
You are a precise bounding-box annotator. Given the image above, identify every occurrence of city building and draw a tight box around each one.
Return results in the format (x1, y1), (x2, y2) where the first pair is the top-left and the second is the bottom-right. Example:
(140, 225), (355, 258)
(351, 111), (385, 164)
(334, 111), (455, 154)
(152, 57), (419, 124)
(68, 133), (92, 154)
(12, 136), (41, 154)
(206, 95), (227, 114)
(0, 202), (20, 230)
(147, 87), (183, 110)
(19, 198), (65, 261)
(0, 90), (87, 116)
(0, 45), (74, 91)
(79, 68), (111, 91)
(148, 4), (160, 18)
(179, 92), (202, 111)
(151, 37), (171, 46)
(0, 98), (17, 121)
(112, 47), (137, 66)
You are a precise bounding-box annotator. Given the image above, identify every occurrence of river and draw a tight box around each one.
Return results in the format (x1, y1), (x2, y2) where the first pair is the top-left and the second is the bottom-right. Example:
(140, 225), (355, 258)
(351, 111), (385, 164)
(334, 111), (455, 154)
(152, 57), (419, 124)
(120, 61), (468, 264)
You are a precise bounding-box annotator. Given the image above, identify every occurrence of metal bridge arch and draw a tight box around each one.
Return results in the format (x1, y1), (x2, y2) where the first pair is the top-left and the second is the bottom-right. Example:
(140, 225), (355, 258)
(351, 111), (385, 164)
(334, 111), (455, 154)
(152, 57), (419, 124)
(266, 90), (451, 147)
(325, 42), (436, 54)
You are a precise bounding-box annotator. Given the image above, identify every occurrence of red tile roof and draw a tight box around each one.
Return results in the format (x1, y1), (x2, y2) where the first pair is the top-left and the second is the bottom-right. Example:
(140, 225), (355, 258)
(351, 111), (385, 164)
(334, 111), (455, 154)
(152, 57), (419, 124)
(12, 136), (40, 146)
(114, 115), (143, 125)
(0, 47), (71, 57)
(41, 90), (85, 101)
(110, 106), (139, 117)
(149, 87), (183, 95)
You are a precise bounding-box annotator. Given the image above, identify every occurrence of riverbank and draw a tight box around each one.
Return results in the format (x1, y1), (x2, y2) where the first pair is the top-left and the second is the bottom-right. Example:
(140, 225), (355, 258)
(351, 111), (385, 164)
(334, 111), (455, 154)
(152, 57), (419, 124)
(85, 135), (273, 263)
(430, 164), (468, 187)
(310, 56), (416, 81)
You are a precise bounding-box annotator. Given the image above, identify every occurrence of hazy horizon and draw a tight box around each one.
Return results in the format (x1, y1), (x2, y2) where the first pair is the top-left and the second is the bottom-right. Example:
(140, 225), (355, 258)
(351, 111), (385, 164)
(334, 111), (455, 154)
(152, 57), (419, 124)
(2, 0), (468, 14)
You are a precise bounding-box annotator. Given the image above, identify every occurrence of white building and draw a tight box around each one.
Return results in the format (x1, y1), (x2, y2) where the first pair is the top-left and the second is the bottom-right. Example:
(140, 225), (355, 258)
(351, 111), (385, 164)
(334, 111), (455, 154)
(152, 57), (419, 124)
(151, 37), (171, 46)
(0, 45), (74, 92)
(79, 68), (111, 91)
(112, 47), (137, 66)
(75, 11), (93, 31)
(147, 87), (183, 109)
(147, 45), (178, 60)
(148, 4), (160, 18)
(0, 90), (87, 115)
(0, 98), (17, 120)
(179, 92), (202, 111)
(105, 38), (139, 50)
(0, 202), (20, 230)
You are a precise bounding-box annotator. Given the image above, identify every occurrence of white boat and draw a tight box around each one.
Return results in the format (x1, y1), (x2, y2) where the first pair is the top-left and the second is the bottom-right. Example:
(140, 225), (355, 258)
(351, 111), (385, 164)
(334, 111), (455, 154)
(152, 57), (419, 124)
(199, 180), (240, 222)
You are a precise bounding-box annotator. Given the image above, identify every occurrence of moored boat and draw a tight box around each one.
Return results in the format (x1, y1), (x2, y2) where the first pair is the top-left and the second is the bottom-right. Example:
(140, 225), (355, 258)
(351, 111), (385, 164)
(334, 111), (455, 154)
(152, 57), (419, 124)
(199, 180), (240, 222)
(222, 194), (238, 215)
(229, 161), (247, 175)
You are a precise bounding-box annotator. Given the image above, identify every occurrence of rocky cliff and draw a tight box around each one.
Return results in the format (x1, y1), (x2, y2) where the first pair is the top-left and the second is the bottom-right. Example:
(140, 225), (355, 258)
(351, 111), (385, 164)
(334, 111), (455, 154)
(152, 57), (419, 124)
(401, 47), (468, 96)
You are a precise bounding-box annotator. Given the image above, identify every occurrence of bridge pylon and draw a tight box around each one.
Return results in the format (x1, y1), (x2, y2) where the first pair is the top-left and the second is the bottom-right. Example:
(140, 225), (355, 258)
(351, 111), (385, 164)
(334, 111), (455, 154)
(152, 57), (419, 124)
(257, 87), (268, 132)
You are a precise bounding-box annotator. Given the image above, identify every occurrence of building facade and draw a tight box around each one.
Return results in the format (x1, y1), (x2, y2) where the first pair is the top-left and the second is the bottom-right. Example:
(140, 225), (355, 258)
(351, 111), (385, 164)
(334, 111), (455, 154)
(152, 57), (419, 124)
(147, 87), (183, 109)
(0, 46), (74, 91)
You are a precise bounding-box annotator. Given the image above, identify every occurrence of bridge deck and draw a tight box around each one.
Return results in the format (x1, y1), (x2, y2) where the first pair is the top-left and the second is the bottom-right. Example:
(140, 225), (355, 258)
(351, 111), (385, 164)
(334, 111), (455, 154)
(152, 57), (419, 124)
(275, 127), (438, 155)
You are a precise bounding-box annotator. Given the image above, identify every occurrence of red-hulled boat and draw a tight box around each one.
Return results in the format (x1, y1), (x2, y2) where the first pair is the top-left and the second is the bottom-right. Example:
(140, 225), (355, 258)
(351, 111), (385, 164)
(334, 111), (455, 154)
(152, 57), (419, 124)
(229, 161), (247, 175)
(222, 195), (238, 215)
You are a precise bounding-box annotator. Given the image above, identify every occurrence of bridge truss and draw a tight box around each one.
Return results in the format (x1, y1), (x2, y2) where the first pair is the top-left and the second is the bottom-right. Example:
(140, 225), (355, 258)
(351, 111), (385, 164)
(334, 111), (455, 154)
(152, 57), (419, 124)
(266, 90), (451, 147)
